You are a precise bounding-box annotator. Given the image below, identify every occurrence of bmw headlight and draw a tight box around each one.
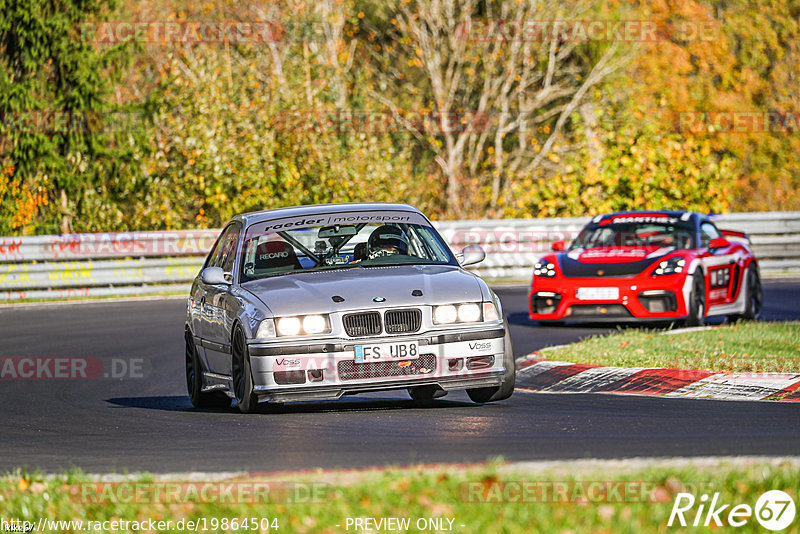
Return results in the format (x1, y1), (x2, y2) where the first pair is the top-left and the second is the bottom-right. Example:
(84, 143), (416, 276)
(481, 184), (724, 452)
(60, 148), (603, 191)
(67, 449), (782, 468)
(653, 256), (686, 276)
(433, 302), (500, 324)
(272, 314), (331, 337)
(433, 305), (458, 324)
(277, 317), (302, 336)
(533, 260), (557, 278)
(458, 303), (481, 322)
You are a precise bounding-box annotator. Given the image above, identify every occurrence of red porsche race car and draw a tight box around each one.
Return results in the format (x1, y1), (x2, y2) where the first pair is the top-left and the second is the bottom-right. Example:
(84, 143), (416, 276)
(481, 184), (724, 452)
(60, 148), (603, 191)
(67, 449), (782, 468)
(529, 211), (762, 325)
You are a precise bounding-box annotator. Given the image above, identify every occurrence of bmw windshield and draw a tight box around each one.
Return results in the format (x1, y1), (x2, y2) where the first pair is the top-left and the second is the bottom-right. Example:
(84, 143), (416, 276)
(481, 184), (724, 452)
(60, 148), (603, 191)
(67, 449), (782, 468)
(240, 211), (456, 282)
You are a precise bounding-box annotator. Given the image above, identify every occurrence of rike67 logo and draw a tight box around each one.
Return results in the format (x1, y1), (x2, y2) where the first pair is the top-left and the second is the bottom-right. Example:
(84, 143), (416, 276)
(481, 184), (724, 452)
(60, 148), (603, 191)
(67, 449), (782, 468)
(669, 490), (796, 531)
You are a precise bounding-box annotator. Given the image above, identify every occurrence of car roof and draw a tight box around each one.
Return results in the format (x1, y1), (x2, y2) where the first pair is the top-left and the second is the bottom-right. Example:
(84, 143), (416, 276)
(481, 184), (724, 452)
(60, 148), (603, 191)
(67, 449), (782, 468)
(229, 202), (426, 227)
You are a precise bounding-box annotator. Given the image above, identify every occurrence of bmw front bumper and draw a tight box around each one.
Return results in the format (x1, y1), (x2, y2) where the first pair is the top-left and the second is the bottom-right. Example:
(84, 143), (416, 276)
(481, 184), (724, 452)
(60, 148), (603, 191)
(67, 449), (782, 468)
(246, 327), (506, 402)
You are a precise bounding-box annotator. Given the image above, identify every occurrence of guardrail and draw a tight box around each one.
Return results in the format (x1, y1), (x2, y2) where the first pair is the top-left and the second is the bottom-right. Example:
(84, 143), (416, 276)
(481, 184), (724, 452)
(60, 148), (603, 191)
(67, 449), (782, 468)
(1, 211), (798, 300)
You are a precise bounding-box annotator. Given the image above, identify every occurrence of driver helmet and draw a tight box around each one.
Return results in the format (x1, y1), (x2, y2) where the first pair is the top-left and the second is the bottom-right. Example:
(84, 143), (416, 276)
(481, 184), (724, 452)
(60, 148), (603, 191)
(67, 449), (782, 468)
(367, 225), (409, 258)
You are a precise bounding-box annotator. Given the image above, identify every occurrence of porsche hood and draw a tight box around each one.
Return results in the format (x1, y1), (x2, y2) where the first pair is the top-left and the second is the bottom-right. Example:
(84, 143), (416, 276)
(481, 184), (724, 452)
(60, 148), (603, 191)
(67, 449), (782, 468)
(556, 246), (678, 278)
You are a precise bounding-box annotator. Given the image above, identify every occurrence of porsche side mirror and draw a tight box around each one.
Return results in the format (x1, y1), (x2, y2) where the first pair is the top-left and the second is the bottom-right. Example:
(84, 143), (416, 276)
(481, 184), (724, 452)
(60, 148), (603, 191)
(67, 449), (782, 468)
(201, 266), (231, 285)
(551, 240), (567, 251)
(459, 244), (486, 267)
(708, 237), (731, 249)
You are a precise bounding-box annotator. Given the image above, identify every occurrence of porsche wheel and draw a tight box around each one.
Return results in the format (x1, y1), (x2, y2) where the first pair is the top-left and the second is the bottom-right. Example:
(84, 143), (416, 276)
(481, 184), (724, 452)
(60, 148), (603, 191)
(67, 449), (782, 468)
(185, 330), (230, 409)
(685, 273), (706, 327)
(467, 326), (515, 403)
(231, 324), (260, 414)
(731, 266), (762, 322)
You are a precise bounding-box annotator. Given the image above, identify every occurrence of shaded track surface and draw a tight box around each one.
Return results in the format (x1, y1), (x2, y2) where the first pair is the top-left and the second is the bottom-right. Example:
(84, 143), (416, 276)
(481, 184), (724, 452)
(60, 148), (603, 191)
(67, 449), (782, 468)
(0, 279), (798, 473)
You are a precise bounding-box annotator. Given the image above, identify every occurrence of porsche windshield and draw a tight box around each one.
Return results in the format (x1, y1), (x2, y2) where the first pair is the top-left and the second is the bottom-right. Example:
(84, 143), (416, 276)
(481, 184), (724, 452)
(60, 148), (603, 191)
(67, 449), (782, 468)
(240, 217), (455, 281)
(571, 220), (696, 250)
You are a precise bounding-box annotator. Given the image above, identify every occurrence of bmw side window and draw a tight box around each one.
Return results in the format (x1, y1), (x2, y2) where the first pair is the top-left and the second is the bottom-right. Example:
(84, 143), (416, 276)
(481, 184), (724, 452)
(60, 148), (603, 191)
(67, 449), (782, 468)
(700, 222), (720, 247)
(205, 225), (237, 270)
(214, 226), (241, 273)
(204, 231), (226, 269)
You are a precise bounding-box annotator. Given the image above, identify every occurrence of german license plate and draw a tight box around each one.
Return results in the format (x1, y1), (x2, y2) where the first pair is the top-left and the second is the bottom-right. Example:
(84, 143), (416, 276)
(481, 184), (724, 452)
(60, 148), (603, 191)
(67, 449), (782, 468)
(576, 287), (619, 300)
(354, 341), (419, 363)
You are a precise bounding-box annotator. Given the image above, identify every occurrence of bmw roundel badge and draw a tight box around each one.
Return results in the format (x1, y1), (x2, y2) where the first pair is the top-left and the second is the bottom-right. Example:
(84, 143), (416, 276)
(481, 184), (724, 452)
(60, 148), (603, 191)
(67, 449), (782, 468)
(373, 296), (386, 302)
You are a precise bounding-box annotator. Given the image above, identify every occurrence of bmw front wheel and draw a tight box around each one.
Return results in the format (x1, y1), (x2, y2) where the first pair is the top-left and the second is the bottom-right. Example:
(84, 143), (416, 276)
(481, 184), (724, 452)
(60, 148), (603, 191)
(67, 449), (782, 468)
(467, 326), (515, 403)
(231, 324), (261, 414)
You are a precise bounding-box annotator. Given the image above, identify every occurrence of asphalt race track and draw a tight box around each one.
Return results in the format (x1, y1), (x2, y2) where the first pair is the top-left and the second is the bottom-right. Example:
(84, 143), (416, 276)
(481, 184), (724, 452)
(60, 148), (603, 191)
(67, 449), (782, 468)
(1, 279), (798, 473)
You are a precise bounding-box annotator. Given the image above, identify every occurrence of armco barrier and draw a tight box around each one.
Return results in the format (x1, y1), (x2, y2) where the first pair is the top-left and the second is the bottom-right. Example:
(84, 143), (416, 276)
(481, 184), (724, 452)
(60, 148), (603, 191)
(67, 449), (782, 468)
(0, 211), (798, 301)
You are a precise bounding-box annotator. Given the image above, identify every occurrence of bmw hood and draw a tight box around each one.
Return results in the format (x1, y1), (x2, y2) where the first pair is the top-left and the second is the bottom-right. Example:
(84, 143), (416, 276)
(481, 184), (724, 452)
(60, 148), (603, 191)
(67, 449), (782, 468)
(557, 246), (676, 278)
(241, 264), (485, 317)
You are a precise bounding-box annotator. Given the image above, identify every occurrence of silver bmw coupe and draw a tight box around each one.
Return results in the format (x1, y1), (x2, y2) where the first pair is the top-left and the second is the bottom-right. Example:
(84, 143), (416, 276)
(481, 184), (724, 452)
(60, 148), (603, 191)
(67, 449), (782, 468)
(185, 203), (515, 413)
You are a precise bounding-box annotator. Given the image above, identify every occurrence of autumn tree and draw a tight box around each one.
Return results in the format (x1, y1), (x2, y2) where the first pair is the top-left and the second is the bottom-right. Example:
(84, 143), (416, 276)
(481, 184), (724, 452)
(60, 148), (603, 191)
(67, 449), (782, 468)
(366, 0), (625, 217)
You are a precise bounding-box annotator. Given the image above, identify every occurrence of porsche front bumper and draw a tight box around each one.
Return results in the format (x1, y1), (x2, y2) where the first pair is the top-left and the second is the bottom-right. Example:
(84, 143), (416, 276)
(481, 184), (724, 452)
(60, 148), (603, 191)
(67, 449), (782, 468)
(529, 274), (693, 322)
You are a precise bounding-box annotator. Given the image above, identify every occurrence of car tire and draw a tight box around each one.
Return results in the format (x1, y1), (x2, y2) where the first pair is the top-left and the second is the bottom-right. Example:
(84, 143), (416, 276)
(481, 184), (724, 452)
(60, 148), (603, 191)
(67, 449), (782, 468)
(408, 385), (448, 401)
(185, 330), (230, 409)
(730, 265), (762, 322)
(231, 324), (261, 414)
(684, 273), (706, 327)
(467, 326), (515, 404)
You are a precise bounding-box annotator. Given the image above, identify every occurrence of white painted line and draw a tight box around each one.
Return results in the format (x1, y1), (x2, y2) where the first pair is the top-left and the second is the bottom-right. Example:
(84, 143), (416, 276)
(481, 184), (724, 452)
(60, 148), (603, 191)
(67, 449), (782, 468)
(0, 294), (187, 309)
(499, 455), (800, 474)
(47, 456), (800, 480)
(661, 326), (715, 335)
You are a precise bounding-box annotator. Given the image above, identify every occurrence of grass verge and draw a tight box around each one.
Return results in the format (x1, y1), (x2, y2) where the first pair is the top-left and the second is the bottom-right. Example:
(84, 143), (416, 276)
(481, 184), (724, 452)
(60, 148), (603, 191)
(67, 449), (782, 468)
(537, 321), (800, 373)
(1, 460), (798, 533)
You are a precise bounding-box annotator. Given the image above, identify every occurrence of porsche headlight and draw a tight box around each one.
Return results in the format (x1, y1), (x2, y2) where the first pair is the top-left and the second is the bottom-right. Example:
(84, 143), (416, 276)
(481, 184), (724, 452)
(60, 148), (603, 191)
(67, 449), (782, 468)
(653, 256), (686, 276)
(433, 302), (499, 324)
(274, 315), (331, 336)
(534, 261), (557, 278)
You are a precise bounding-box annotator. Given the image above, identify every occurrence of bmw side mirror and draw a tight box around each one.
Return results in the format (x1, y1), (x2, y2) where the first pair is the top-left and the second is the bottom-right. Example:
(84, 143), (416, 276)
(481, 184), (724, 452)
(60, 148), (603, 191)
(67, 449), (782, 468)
(459, 245), (486, 267)
(551, 240), (567, 251)
(201, 266), (231, 285)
